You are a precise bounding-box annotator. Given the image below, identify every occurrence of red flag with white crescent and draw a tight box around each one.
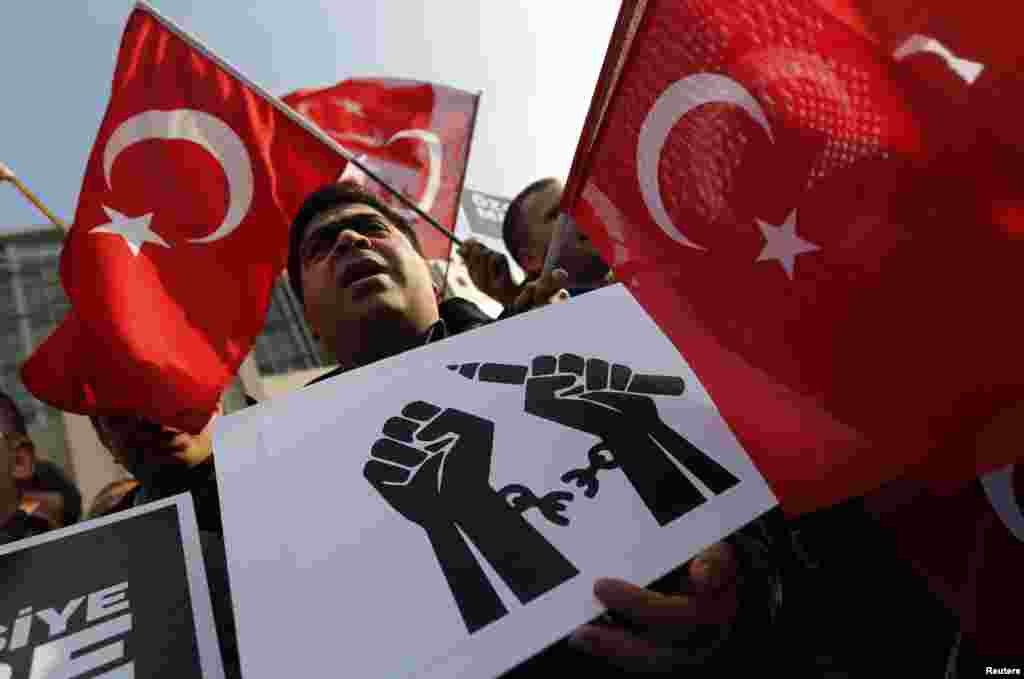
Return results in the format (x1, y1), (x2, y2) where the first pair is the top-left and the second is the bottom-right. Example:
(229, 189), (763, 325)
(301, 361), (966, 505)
(20, 4), (347, 433)
(561, 0), (1024, 514)
(283, 78), (480, 260)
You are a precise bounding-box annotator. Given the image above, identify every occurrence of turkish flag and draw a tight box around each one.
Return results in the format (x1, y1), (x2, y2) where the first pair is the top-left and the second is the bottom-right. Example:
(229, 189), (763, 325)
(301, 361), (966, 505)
(283, 78), (480, 260)
(562, 0), (1024, 513)
(20, 6), (347, 433)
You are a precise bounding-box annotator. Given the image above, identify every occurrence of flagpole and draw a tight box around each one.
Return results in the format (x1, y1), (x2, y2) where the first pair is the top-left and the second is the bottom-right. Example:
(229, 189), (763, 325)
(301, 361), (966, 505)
(0, 162), (67, 231)
(133, 0), (462, 247)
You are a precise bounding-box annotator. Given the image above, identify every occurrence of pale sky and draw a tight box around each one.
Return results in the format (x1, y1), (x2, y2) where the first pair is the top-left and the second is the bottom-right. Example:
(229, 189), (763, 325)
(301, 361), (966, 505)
(0, 0), (621, 234)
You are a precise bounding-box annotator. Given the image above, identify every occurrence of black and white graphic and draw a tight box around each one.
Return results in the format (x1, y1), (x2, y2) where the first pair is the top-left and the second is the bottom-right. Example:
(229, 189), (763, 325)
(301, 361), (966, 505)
(448, 355), (741, 526)
(459, 189), (510, 242)
(365, 402), (578, 633)
(213, 285), (779, 679)
(0, 495), (222, 679)
(373, 355), (741, 632)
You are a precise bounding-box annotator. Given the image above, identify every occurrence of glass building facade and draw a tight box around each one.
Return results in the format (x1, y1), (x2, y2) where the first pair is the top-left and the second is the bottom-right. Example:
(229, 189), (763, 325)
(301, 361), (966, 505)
(0, 227), (70, 466)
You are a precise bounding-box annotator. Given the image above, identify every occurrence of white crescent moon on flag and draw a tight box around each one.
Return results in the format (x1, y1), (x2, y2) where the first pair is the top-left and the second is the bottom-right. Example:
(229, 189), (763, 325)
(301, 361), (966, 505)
(103, 109), (254, 244)
(332, 128), (443, 213)
(388, 129), (442, 213)
(982, 464), (1024, 543)
(637, 73), (774, 251)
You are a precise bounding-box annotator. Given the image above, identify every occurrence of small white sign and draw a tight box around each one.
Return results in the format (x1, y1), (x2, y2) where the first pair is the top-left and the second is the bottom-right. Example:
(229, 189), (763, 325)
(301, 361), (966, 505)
(214, 284), (777, 679)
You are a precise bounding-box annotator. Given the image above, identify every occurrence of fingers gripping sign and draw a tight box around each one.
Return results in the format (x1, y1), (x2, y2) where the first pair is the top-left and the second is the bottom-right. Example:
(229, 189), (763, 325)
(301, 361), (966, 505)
(571, 541), (741, 671)
(508, 268), (570, 315)
(365, 401), (579, 633)
(459, 240), (520, 306)
(450, 355), (742, 526)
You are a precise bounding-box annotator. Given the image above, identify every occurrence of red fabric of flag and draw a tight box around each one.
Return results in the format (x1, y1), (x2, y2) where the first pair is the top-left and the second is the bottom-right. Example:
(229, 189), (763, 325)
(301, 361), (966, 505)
(283, 78), (480, 260)
(21, 7), (347, 433)
(865, 463), (1024, 661)
(563, 0), (1024, 513)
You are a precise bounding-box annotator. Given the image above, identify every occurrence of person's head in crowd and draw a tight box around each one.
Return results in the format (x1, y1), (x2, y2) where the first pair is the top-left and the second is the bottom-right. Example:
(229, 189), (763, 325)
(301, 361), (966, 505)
(503, 177), (609, 285)
(288, 180), (441, 369)
(90, 400), (223, 492)
(22, 460), (82, 528)
(503, 177), (563, 278)
(0, 392), (36, 523)
(88, 478), (141, 519)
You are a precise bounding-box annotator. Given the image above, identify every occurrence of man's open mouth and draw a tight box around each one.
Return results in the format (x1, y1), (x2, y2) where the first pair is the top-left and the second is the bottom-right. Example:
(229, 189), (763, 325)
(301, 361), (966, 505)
(337, 257), (388, 289)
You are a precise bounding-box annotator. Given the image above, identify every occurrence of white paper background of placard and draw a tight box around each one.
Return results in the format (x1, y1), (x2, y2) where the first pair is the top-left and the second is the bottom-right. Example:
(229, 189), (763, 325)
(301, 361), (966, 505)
(214, 284), (777, 679)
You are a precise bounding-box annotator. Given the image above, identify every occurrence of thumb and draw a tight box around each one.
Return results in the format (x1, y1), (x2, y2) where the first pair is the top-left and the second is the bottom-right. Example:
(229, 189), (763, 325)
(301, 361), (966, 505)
(688, 542), (737, 594)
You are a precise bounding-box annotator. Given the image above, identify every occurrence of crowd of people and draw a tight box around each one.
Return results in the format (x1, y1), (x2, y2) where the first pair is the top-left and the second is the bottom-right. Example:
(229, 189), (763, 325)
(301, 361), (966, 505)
(5, 173), (991, 677)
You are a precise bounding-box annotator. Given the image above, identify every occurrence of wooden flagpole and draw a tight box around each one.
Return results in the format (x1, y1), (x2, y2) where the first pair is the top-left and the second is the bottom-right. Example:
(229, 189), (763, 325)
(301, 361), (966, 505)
(0, 162), (67, 231)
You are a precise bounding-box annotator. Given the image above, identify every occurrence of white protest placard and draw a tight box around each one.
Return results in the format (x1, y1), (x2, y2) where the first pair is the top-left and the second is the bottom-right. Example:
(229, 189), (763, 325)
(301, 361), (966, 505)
(214, 284), (777, 679)
(0, 493), (224, 679)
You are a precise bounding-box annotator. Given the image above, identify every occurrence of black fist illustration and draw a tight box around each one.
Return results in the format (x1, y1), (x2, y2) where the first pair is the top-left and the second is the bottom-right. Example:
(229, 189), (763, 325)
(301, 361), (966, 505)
(449, 357), (741, 526)
(523, 354), (681, 437)
(365, 401), (496, 528)
(365, 401), (578, 634)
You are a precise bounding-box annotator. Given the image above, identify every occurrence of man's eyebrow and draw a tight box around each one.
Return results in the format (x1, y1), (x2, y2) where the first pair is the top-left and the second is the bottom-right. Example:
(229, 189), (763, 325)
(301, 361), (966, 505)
(544, 206), (561, 222)
(308, 211), (389, 234)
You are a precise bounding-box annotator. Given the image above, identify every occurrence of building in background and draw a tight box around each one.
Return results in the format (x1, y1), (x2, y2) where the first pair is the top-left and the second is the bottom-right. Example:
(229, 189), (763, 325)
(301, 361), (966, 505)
(0, 226), (71, 469)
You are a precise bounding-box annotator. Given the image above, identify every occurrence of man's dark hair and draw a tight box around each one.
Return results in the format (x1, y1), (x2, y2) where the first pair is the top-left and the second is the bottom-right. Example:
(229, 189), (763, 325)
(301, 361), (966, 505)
(0, 390), (28, 436)
(287, 181), (424, 306)
(502, 177), (560, 269)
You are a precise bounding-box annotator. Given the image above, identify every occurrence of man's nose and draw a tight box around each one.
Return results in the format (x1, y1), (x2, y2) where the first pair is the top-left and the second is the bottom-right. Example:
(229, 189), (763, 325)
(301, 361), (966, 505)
(332, 228), (373, 255)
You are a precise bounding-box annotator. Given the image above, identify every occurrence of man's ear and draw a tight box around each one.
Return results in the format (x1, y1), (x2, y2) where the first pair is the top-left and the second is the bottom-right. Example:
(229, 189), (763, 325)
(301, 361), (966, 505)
(12, 439), (35, 483)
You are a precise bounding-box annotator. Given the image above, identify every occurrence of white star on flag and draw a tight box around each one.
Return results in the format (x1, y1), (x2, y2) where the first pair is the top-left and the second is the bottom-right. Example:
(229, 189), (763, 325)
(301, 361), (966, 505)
(91, 205), (171, 256)
(755, 209), (820, 279)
